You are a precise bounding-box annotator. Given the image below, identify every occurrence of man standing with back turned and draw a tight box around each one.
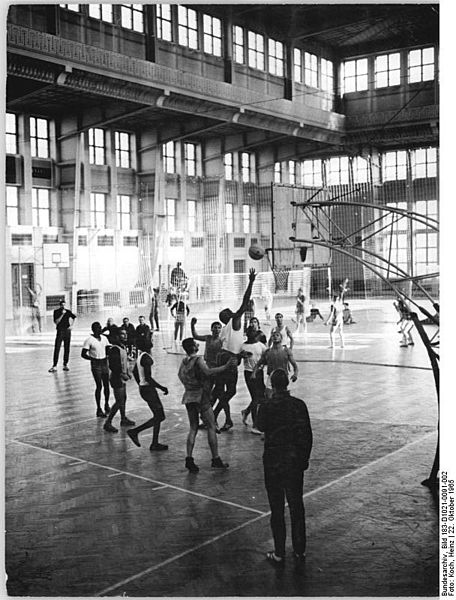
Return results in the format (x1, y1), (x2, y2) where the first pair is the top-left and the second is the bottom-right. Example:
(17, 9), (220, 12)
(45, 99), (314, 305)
(257, 368), (313, 565)
(49, 299), (76, 372)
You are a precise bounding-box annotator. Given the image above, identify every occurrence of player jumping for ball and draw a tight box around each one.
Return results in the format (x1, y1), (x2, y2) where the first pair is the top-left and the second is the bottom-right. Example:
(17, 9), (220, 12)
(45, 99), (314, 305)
(214, 268), (257, 432)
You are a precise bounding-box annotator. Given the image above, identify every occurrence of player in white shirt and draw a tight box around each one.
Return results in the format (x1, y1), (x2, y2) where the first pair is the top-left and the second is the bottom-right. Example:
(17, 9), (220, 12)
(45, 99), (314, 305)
(81, 321), (111, 417)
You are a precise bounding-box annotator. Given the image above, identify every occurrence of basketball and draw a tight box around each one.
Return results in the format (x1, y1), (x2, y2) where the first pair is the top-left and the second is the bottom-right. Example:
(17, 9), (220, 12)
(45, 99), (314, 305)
(248, 245), (265, 260)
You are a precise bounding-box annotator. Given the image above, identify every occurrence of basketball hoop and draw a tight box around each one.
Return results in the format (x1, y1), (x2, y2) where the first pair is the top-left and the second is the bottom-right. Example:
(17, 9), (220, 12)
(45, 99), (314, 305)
(272, 265), (290, 292)
(51, 253), (62, 268)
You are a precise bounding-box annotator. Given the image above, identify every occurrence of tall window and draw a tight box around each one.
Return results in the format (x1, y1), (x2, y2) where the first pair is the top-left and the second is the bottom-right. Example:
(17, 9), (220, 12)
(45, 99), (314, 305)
(321, 58), (334, 92)
(274, 161), (282, 184)
(6, 186), (19, 226)
(115, 131), (131, 168)
(88, 4), (113, 22)
(156, 4), (172, 41)
(342, 58), (368, 93)
(163, 141), (176, 174)
(233, 26), (244, 64)
(178, 6), (198, 49)
(293, 48), (302, 83)
(120, 4), (144, 32)
(415, 230), (438, 275)
(166, 198), (176, 231)
(268, 39), (284, 76)
(412, 147), (437, 179)
(382, 150), (407, 181)
(117, 195), (131, 230)
(6, 113), (17, 154)
(408, 47), (435, 83)
(241, 152), (253, 183)
(301, 159), (322, 187)
(90, 193), (106, 228)
(32, 188), (50, 227)
(327, 156), (349, 185)
(203, 14), (222, 56)
(89, 128), (105, 165)
(375, 52), (400, 88)
(184, 143), (197, 176)
(242, 204), (250, 234)
(188, 200), (196, 232)
(247, 31), (265, 71)
(30, 117), (49, 158)
(304, 52), (318, 88)
(226, 203), (233, 233)
(352, 156), (370, 184)
(224, 153), (233, 180)
(289, 160), (296, 185)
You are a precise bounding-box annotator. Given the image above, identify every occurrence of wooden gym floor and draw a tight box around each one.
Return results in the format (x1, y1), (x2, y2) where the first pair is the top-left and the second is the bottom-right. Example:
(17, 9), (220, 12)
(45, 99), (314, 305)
(5, 301), (439, 597)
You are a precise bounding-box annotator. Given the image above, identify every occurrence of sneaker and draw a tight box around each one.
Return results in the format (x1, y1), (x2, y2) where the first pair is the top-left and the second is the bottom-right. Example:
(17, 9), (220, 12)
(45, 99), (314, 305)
(400, 343), (408, 347)
(408, 341), (415, 346)
(185, 456), (199, 473)
(104, 404), (111, 415)
(96, 408), (106, 418)
(127, 429), (141, 447)
(293, 552), (306, 560)
(120, 418), (136, 426)
(219, 422), (233, 432)
(198, 422), (207, 429)
(149, 443), (168, 451)
(103, 423), (118, 433)
(63, 365), (70, 371)
(211, 457), (229, 469)
(266, 551), (284, 564)
(251, 427), (263, 435)
(48, 366), (57, 373)
(241, 409), (249, 425)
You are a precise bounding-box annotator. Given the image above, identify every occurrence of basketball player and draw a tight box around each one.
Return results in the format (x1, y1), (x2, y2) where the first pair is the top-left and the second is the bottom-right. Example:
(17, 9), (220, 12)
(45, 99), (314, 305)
(269, 313), (294, 349)
(252, 330), (298, 398)
(325, 295), (345, 348)
(103, 328), (136, 432)
(81, 321), (111, 417)
(249, 316), (267, 344)
(126, 336), (169, 451)
(294, 288), (307, 334)
(240, 326), (267, 434)
(178, 337), (236, 473)
(214, 268), (257, 431)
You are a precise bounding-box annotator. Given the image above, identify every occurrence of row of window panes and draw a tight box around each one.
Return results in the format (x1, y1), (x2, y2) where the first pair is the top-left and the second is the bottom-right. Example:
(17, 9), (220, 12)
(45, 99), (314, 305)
(297, 148), (437, 185)
(6, 188), (134, 229)
(164, 199), (251, 234)
(341, 48), (435, 93)
(60, 5), (435, 91)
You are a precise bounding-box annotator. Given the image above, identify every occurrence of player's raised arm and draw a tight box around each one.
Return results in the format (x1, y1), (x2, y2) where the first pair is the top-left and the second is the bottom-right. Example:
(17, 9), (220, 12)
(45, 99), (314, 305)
(234, 268), (257, 318)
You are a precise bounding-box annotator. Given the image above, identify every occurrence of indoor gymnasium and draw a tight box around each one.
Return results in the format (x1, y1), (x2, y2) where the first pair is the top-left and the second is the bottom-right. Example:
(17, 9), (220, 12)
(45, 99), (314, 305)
(4, 3), (442, 597)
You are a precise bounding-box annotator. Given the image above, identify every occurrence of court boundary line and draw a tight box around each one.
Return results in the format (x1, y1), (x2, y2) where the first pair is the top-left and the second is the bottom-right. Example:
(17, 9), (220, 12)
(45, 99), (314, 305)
(94, 429), (436, 596)
(12, 439), (267, 516)
(295, 358), (431, 370)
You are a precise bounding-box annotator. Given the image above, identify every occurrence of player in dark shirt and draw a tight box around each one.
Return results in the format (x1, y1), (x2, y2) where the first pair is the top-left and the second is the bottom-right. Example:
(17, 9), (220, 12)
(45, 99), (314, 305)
(49, 299), (77, 372)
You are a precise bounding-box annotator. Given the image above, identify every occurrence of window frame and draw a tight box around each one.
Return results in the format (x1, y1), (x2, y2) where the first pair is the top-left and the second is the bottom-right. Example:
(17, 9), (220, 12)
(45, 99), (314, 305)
(293, 48), (302, 83)
(375, 52), (401, 88)
(342, 58), (368, 94)
(247, 30), (265, 71)
(301, 159), (323, 187)
(6, 186), (19, 226)
(30, 116), (50, 159)
(89, 192), (106, 229)
(304, 51), (318, 88)
(88, 4), (113, 22)
(241, 152), (254, 183)
(163, 141), (176, 174)
(242, 204), (250, 234)
(408, 47), (435, 83)
(225, 202), (234, 233)
(184, 142), (197, 176)
(89, 128), (106, 165)
(166, 198), (176, 232)
(412, 147), (437, 179)
(178, 5), (198, 50)
(115, 131), (131, 169)
(203, 13), (222, 57)
(382, 150), (407, 181)
(268, 38), (284, 77)
(233, 25), (245, 64)
(6, 113), (17, 154)
(224, 152), (233, 181)
(32, 188), (50, 227)
(117, 194), (132, 230)
(156, 4), (173, 41)
(120, 4), (144, 32)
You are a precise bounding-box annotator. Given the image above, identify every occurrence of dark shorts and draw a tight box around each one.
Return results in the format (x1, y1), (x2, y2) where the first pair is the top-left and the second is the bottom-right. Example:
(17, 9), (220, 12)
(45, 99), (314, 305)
(139, 385), (165, 422)
(91, 359), (109, 376)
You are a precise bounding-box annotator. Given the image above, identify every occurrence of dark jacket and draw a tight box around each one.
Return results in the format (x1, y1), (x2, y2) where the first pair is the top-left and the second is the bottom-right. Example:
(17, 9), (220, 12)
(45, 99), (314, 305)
(256, 390), (313, 471)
